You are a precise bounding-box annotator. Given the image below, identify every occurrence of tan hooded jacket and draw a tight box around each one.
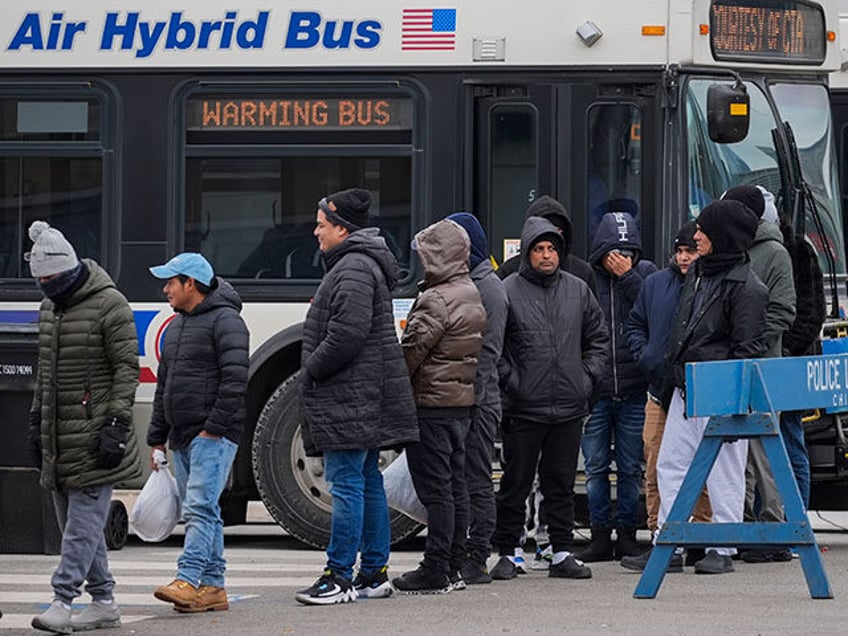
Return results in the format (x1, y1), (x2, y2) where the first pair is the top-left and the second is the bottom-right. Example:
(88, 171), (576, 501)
(401, 219), (487, 408)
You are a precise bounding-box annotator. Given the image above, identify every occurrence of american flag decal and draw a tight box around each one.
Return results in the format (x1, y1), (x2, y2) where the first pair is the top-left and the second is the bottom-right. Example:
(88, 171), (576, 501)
(402, 8), (457, 51)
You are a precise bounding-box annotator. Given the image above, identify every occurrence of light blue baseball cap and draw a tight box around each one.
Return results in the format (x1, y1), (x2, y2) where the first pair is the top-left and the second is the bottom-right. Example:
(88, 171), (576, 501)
(149, 252), (214, 286)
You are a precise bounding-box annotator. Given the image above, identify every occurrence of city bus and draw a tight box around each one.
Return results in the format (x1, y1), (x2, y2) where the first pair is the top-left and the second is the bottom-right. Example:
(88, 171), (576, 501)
(1, 0), (847, 549)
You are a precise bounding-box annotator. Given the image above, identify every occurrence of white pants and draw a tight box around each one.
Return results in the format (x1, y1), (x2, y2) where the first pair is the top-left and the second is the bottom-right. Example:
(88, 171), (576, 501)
(656, 389), (748, 556)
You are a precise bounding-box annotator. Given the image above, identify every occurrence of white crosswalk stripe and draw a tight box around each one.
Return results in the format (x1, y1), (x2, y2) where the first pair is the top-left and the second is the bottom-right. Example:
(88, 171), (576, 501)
(0, 540), (425, 631)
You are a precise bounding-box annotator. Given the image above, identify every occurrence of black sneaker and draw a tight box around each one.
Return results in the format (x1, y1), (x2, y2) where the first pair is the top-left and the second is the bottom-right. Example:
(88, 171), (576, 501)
(392, 566), (451, 594)
(295, 570), (356, 605)
(548, 555), (592, 579)
(490, 556), (517, 581)
(459, 559), (492, 585)
(694, 550), (734, 574)
(448, 571), (466, 591)
(620, 548), (683, 573)
(352, 566), (393, 599)
(740, 547), (793, 563)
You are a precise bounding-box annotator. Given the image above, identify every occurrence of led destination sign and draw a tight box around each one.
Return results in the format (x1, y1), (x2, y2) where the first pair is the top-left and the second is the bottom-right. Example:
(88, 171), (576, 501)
(186, 97), (413, 131)
(710, 0), (826, 64)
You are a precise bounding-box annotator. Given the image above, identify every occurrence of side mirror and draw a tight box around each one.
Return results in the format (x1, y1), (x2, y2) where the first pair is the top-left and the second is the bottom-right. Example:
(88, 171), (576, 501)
(707, 83), (749, 144)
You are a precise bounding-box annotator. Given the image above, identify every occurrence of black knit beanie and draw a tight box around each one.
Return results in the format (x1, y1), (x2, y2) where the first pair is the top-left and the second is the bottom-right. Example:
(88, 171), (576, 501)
(530, 231), (563, 254)
(322, 188), (371, 230)
(696, 200), (759, 254)
(674, 220), (697, 249)
(722, 184), (765, 219)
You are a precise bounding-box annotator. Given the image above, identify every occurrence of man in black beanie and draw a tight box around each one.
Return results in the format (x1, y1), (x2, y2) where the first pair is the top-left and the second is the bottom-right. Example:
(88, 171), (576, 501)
(653, 200), (767, 575)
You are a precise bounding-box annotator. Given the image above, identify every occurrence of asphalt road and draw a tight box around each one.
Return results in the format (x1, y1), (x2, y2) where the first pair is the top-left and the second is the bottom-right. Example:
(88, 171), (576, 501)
(2, 516), (848, 636)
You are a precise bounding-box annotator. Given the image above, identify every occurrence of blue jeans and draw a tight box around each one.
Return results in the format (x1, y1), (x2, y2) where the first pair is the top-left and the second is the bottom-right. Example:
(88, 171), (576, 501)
(582, 394), (645, 527)
(173, 435), (239, 588)
(324, 449), (391, 581)
(780, 411), (810, 509)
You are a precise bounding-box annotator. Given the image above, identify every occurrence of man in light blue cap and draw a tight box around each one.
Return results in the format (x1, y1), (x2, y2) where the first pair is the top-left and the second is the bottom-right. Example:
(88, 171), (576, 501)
(145, 252), (249, 613)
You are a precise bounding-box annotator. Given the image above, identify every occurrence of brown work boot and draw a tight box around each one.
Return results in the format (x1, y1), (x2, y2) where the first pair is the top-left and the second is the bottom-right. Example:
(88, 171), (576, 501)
(174, 586), (229, 613)
(154, 579), (197, 606)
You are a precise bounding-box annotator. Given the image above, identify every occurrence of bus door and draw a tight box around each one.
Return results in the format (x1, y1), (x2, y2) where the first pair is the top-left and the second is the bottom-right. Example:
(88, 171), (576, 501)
(567, 83), (659, 262)
(470, 84), (554, 266)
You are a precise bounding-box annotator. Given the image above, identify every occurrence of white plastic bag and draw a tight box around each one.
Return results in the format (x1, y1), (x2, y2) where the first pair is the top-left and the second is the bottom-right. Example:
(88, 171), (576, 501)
(129, 449), (181, 542)
(382, 451), (427, 524)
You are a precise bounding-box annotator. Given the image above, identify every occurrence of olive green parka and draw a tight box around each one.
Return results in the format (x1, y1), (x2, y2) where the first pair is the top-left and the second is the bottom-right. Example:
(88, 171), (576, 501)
(30, 259), (141, 491)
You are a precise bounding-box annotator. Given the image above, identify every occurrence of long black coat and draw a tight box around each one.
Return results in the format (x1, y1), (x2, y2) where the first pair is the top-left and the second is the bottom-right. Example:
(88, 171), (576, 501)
(147, 279), (249, 450)
(300, 228), (418, 454)
(665, 259), (768, 393)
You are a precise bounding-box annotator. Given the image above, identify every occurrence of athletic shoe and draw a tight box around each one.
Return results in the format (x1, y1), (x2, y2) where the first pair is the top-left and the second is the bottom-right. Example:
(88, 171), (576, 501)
(295, 570), (356, 605)
(459, 559), (492, 585)
(740, 547), (793, 563)
(154, 579), (197, 606)
(490, 556), (517, 580)
(685, 547), (706, 567)
(392, 566), (451, 594)
(448, 571), (466, 591)
(620, 548), (683, 573)
(513, 550), (528, 574)
(531, 545), (553, 571)
(32, 601), (72, 635)
(69, 600), (121, 630)
(694, 550), (734, 574)
(353, 566), (393, 599)
(548, 555), (592, 579)
(174, 586), (229, 613)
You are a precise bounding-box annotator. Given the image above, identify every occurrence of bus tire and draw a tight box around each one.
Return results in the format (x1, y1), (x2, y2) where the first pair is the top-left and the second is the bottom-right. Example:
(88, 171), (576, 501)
(104, 500), (128, 551)
(252, 371), (423, 549)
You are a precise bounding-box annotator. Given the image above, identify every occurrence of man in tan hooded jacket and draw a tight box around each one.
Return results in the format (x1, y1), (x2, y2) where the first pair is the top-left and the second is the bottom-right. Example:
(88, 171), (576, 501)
(393, 218), (486, 594)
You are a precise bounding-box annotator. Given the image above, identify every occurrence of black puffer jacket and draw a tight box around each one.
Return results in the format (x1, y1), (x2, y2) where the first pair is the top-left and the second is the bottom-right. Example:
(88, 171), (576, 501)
(300, 228), (418, 454)
(499, 217), (609, 423)
(497, 196), (597, 295)
(589, 212), (657, 398)
(666, 259), (768, 393)
(147, 279), (249, 450)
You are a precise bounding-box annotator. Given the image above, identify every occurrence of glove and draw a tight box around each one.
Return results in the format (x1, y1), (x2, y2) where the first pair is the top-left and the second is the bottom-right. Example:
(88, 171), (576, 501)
(28, 411), (43, 470)
(92, 416), (129, 469)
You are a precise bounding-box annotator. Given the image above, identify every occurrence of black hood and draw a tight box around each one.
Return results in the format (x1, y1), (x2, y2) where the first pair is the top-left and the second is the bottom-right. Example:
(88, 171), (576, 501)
(186, 277), (243, 315)
(589, 211), (642, 267)
(525, 196), (573, 256)
(323, 227), (400, 290)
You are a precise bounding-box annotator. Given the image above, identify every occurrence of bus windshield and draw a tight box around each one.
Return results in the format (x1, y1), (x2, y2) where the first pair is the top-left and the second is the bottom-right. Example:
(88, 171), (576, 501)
(686, 78), (845, 274)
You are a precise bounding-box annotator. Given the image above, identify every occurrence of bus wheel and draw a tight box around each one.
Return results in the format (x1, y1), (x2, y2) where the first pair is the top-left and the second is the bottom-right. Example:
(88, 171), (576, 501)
(104, 500), (129, 551)
(252, 371), (424, 549)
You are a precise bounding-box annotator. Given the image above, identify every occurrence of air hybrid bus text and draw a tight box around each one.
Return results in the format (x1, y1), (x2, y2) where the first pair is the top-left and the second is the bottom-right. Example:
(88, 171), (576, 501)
(7, 11), (382, 58)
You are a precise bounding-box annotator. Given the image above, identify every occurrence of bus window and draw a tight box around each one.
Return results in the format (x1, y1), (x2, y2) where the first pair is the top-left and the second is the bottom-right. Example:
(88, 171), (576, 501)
(587, 104), (642, 245)
(685, 79), (780, 217)
(185, 156), (412, 280)
(181, 89), (415, 282)
(0, 97), (105, 279)
(487, 104), (537, 263)
(771, 83), (845, 273)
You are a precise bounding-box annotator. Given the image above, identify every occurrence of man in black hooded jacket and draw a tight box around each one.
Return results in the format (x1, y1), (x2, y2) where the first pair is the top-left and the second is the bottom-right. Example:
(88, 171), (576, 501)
(491, 217), (608, 582)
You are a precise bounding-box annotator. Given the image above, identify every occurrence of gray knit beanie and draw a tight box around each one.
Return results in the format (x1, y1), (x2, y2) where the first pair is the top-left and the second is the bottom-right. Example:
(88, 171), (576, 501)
(25, 220), (80, 277)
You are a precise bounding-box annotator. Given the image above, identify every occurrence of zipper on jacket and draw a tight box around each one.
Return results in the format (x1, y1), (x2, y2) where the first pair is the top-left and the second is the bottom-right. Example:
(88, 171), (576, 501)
(611, 279), (619, 396)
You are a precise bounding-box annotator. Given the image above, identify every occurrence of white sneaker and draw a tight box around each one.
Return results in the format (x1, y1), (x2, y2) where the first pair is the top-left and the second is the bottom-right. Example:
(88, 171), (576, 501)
(531, 545), (553, 571)
(513, 548), (528, 574)
(70, 600), (121, 631)
(32, 600), (72, 635)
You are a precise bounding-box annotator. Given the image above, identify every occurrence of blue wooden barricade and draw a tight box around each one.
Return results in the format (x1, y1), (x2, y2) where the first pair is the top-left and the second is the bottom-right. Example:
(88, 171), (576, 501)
(634, 354), (839, 599)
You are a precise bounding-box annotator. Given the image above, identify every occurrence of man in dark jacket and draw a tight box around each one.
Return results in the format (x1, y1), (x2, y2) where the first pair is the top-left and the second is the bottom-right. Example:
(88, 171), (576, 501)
(578, 211), (657, 562)
(26, 221), (140, 634)
(393, 218), (486, 594)
(621, 221), (712, 572)
(147, 252), (249, 612)
(446, 212), (509, 585)
(491, 217), (608, 582)
(497, 195), (596, 294)
(656, 200), (768, 575)
(295, 189), (418, 604)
